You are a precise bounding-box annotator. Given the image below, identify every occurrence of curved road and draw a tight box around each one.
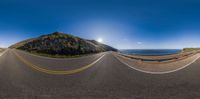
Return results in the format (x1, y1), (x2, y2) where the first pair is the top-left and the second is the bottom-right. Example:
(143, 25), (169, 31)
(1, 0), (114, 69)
(0, 49), (200, 99)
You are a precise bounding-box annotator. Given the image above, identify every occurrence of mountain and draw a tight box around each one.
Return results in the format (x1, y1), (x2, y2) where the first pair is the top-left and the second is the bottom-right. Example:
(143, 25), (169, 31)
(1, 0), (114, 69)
(10, 32), (117, 55)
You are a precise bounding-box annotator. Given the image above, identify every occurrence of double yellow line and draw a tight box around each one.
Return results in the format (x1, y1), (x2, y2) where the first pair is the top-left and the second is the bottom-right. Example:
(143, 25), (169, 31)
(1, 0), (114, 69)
(13, 51), (105, 75)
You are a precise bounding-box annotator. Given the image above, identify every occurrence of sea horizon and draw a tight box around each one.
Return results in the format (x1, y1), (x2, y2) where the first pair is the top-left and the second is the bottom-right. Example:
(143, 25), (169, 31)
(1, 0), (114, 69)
(119, 49), (182, 56)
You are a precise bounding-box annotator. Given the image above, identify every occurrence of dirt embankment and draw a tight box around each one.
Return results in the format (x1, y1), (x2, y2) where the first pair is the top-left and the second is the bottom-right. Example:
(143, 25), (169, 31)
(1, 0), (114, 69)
(114, 51), (200, 73)
(0, 48), (5, 53)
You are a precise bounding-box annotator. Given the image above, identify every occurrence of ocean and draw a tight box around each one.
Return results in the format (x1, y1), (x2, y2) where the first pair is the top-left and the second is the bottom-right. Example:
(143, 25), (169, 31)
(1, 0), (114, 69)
(120, 49), (182, 56)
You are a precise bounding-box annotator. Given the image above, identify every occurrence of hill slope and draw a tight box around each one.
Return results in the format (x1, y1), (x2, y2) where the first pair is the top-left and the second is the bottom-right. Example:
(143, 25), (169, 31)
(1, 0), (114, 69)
(0, 48), (5, 53)
(183, 48), (200, 52)
(10, 32), (117, 56)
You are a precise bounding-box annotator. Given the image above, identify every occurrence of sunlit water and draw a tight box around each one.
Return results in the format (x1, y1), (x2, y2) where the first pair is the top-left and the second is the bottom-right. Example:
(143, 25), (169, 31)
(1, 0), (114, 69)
(120, 49), (182, 56)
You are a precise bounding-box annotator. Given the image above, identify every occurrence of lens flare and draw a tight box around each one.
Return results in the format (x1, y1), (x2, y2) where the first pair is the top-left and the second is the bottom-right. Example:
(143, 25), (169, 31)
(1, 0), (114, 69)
(97, 38), (103, 43)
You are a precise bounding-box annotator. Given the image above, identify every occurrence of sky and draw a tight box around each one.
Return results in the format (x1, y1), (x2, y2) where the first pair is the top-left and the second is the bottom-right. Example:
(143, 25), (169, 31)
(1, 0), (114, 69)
(0, 0), (200, 49)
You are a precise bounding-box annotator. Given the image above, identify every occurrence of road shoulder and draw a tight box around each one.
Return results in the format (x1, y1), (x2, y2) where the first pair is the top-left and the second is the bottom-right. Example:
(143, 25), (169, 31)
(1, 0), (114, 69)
(114, 52), (200, 74)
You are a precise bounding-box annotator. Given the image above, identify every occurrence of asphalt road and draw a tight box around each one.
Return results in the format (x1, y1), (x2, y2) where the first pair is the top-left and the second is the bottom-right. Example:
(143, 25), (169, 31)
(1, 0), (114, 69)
(0, 49), (200, 99)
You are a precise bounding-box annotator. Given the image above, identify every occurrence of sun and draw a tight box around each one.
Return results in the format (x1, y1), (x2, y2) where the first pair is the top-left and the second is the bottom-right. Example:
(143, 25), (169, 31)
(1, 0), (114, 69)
(97, 38), (103, 43)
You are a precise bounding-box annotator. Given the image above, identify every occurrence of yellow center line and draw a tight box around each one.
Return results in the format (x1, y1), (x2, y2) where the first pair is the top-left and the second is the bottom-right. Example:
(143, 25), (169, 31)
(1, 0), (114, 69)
(13, 51), (105, 75)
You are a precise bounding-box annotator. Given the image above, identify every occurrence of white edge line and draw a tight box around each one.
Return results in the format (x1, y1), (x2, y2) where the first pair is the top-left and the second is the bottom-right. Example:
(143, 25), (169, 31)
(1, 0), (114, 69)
(114, 53), (200, 74)
(90, 54), (106, 66)
(0, 49), (8, 57)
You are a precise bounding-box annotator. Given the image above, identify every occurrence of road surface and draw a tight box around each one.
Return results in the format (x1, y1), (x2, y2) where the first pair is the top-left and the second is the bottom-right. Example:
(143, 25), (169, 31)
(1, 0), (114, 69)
(0, 49), (200, 99)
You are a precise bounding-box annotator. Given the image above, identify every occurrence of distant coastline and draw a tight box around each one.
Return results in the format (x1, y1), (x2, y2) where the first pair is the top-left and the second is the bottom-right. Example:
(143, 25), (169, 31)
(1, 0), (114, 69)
(120, 49), (182, 56)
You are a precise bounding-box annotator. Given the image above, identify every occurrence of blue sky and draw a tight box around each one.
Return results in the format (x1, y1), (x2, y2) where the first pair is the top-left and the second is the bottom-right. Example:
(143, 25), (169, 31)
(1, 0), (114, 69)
(0, 0), (200, 49)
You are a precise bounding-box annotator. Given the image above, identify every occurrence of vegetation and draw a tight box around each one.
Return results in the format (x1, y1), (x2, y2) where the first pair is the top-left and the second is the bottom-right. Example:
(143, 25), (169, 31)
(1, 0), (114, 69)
(197, 58), (200, 63)
(10, 32), (117, 57)
(0, 48), (5, 52)
(183, 48), (200, 52)
(24, 50), (99, 58)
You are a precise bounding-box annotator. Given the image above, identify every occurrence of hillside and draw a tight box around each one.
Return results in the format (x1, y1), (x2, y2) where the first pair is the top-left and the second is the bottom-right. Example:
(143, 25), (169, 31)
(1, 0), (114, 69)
(0, 48), (4, 52)
(183, 48), (200, 52)
(10, 32), (117, 56)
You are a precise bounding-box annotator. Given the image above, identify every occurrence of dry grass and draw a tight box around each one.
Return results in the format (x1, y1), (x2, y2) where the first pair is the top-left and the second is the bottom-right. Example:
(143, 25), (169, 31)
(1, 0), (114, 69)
(0, 48), (4, 53)
(21, 49), (98, 58)
(196, 58), (200, 63)
(183, 48), (200, 52)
